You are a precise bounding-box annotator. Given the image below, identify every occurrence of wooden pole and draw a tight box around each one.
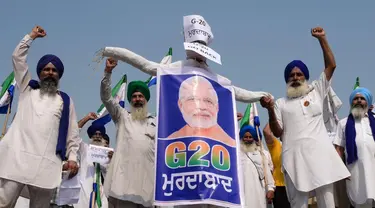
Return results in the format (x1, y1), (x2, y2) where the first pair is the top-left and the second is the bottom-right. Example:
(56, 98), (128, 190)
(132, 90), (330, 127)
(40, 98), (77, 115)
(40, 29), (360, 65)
(251, 103), (269, 189)
(1, 104), (11, 139)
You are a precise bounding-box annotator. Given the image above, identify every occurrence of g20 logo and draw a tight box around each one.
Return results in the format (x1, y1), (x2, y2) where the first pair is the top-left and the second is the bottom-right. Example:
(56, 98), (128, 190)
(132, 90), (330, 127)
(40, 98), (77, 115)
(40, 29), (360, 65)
(165, 140), (230, 171)
(191, 18), (206, 26)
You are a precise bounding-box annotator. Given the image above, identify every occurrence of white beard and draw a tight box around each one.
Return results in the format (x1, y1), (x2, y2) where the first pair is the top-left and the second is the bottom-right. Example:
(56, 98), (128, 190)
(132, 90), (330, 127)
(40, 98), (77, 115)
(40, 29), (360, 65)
(351, 106), (366, 120)
(240, 141), (258, 153)
(181, 108), (217, 129)
(90, 139), (106, 147)
(131, 103), (148, 121)
(287, 80), (309, 98)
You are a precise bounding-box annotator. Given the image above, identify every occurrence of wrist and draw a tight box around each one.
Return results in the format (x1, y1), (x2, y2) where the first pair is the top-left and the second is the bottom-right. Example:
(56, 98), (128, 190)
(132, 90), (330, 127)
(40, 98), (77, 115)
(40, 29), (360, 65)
(29, 33), (37, 40)
(104, 67), (113, 73)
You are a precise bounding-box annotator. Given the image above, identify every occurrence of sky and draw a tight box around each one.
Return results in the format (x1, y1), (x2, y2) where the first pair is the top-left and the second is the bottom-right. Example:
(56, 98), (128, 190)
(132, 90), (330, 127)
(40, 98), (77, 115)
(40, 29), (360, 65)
(0, 0), (374, 147)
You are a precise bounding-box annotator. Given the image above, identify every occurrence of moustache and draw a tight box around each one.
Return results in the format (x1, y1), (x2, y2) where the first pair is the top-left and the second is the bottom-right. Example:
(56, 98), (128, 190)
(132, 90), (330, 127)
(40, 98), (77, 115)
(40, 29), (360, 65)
(42, 76), (57, 83)
(133, 102), (144, 107)
(192, 110), (211, 117)
(243, 139), (254, 144)
(353, 104), (365, 108)
(289, 80), (303, 87)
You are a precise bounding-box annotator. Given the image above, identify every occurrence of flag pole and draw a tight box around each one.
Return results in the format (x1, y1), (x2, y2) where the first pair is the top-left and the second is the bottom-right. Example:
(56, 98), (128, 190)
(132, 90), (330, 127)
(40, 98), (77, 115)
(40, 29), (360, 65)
(1, 104), (11, 139)
(252, 103), (269, 192)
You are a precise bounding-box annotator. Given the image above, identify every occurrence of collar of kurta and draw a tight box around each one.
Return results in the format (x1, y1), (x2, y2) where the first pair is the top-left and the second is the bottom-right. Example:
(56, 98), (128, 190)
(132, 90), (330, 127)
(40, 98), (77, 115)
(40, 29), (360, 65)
(28, 80), (70, 161)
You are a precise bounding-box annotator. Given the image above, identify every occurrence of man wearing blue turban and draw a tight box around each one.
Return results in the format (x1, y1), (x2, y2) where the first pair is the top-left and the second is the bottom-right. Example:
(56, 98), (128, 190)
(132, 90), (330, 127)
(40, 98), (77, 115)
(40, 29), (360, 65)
(239, 125), (275, 208)
(261, 27), (350, 208)
(0, 26), (81, 207)
(49, 112), (112, 208)
(334, 87), (375, 208)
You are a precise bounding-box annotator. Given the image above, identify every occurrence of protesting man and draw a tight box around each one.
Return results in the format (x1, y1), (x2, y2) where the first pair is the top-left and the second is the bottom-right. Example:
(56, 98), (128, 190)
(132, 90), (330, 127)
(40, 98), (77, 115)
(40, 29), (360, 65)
(101, 58), (156, 208)
(98, 14), (273, 105)
(51, 112), (111, 208)
(261, 27), (350, 208)
(0, 26), (80, 207)
(239, 125), (275, 208)
(334, 87), (375, 208)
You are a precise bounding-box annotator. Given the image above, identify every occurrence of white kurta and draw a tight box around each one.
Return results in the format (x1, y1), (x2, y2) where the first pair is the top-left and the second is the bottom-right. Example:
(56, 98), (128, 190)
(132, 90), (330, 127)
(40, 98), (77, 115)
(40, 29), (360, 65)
(0, 34), (80, 189)
(101, 47), (272, 103)
(240, 149), (275, 208)
(334, 115), (375, 205)
(101, 72), (156, 207)
(274, 72), (350, 192)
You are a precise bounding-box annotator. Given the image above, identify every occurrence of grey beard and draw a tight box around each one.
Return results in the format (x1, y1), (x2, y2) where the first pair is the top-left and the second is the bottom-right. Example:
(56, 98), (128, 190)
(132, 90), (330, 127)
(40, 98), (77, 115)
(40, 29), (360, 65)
(131, 103), (148, 121)
(39, 78), (58, 96)
(351, 106), (366, 120)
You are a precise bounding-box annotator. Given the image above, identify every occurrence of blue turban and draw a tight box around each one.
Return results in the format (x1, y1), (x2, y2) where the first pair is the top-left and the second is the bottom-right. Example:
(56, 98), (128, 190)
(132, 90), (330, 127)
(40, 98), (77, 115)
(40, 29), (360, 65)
(349, 87), (373, 108)
(346, 87), (375, 165)
(36, 54), (64, 78)
(87, 124), (106, 138)
(239, 125), (262, 141)
(284, 60), (309, 83)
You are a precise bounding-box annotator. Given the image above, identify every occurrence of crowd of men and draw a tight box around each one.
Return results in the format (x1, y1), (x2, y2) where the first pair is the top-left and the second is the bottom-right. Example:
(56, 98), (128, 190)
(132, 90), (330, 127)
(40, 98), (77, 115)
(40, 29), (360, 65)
(0, 14), (374, 208)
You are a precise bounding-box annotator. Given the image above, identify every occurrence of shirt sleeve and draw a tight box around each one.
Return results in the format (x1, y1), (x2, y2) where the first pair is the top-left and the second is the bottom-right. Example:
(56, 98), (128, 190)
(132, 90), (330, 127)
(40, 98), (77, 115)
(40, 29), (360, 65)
(274, 99), (284, 128)
(100, 72), (126, 123)
(102, 47), (160, 76)
(66, 99), (82, 162)
(232, 85), (272, 103)
(333, 120), (346, 148)
(12, 34), (33, 92)
(264, 151), (276, 191)
(312, 72), (332, 100)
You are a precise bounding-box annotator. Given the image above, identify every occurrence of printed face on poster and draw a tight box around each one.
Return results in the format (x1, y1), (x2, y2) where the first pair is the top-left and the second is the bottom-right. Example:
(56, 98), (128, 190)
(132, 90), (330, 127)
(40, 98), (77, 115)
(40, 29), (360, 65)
(154, 66), (241, 207)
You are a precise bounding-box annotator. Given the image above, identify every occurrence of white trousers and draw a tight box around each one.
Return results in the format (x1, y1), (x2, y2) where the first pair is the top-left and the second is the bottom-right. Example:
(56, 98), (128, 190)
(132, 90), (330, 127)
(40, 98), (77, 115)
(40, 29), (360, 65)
(285, 173), (335, 208)
(0, 178), (54, 208)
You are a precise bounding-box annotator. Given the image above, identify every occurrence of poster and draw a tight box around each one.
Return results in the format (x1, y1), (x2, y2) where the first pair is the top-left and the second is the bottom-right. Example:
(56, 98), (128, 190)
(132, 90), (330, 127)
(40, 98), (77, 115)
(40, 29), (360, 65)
(154, 66), (242, 207)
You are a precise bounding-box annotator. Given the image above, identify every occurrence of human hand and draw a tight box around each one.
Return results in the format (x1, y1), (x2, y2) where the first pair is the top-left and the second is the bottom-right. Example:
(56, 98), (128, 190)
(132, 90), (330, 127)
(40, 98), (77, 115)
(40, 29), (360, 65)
(29, 25), (46, 40)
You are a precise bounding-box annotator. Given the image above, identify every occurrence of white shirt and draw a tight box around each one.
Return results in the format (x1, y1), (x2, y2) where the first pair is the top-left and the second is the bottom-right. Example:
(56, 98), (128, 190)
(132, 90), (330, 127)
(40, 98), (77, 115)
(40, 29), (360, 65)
(274, 72), (350, 192)
(334, 115), (375, 204)
(240, 149), (275, 208)
(101, 72), (156, 207)
(0, 34), (80, 189)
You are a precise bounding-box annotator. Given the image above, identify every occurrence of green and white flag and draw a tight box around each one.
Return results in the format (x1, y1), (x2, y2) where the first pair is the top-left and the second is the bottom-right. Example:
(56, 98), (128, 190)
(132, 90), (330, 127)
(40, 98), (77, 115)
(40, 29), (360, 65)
(0, 72), (16, 114)
(145, 48), (173, 87)
(92, 75), (127, 126)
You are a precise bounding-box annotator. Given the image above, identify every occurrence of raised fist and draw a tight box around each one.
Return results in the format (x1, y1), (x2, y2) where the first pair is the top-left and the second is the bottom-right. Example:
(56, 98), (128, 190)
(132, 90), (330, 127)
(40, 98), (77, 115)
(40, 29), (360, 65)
(311, 27), (325, 39)
(86, 112), (98, 120)
(29, 26), (46, 40)
(105, 58), (118, 73)
(237, 112), (243, 121)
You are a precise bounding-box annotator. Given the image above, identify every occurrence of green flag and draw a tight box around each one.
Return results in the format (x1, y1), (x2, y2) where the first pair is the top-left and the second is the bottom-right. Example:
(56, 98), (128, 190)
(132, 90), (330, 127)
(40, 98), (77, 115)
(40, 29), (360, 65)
(353, 77), (360, 90)
(239, 104), (252, 129)
(0, 72), (15, 99)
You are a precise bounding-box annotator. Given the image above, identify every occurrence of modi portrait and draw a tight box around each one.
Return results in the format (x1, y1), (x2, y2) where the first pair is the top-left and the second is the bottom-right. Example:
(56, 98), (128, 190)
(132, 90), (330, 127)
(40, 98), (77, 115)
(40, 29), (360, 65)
(167, 75), (236, 147)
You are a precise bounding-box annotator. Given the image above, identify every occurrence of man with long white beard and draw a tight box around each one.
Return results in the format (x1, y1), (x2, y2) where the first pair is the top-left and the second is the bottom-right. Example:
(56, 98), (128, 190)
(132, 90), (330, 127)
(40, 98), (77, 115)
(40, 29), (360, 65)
(100, 58), (156, 208)
(0, 26), (80, 207)
(261, 27), (350, 208)
(51, 114), (111, 208)
(334, 87), (375, 208)
(239, 125), (275, 208)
